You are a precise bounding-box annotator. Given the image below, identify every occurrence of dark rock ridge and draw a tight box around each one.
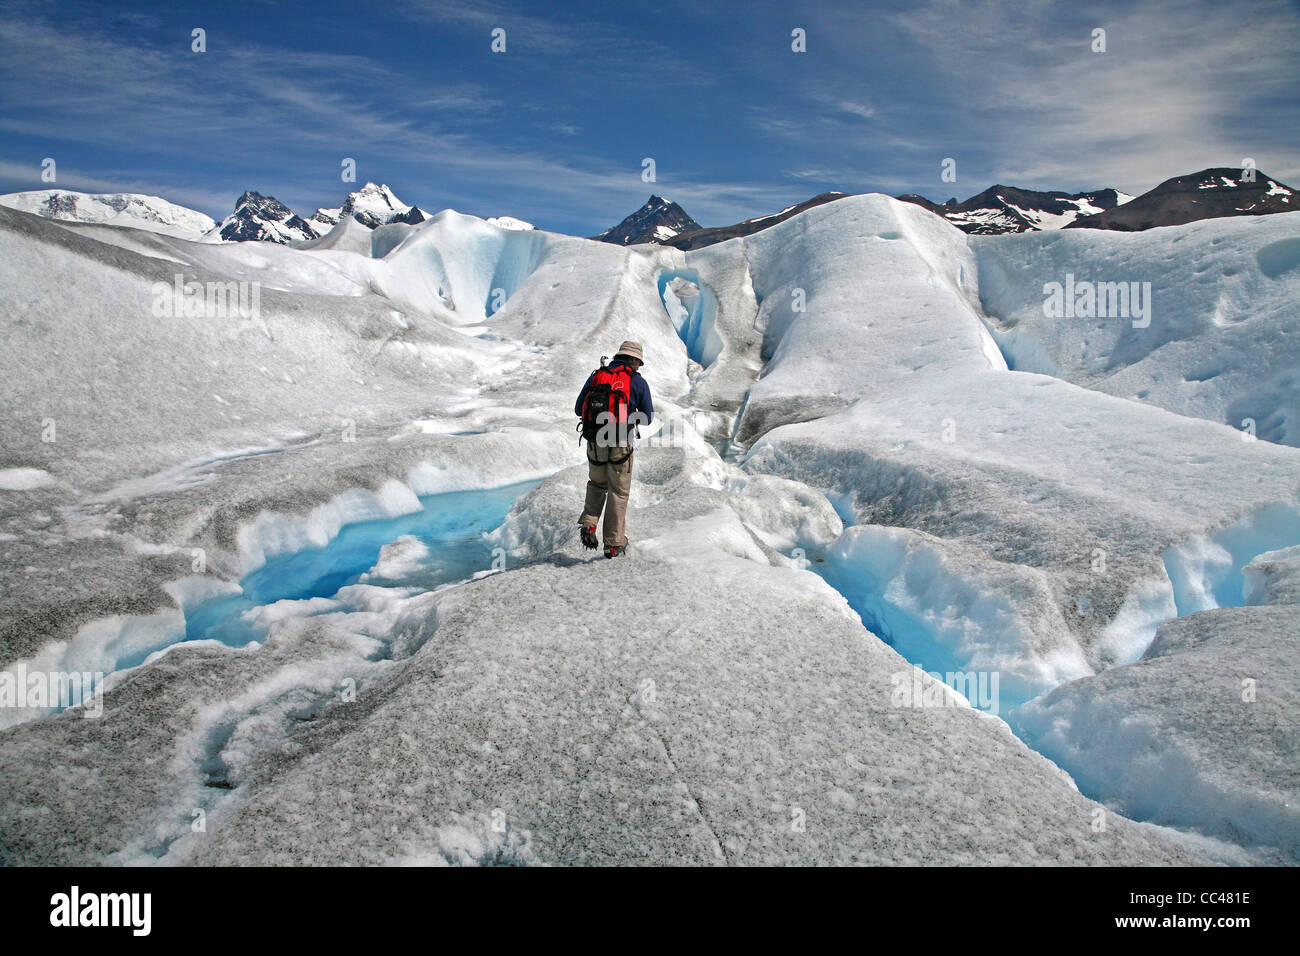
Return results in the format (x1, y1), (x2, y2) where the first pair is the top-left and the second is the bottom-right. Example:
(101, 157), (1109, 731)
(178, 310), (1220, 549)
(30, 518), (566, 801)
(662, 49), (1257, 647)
(1065, 167), (1295, 231)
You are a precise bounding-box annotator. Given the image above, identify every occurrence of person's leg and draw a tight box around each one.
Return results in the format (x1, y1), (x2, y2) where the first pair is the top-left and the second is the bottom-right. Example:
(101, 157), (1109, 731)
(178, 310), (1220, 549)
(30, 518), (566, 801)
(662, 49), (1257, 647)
(602, 451), (633, 548)
(580, 458), (608, 530)
(580, 443), (611, 532)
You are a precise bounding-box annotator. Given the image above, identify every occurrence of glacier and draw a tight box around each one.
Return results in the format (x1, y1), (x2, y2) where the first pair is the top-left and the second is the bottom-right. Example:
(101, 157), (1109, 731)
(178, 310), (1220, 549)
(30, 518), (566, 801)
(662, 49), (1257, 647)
(1, 193), (1297, 865)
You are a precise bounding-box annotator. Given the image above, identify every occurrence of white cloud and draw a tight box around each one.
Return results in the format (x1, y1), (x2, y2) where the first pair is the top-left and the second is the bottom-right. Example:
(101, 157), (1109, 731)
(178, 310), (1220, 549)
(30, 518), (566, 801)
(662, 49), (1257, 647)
(889, 0), (1300, 192)
(834, 99), (877, 120)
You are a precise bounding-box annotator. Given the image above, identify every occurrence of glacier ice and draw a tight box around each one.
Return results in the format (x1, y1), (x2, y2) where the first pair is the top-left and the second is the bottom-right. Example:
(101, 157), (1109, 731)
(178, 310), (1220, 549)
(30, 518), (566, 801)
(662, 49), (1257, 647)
(2, 193), (1298, 865)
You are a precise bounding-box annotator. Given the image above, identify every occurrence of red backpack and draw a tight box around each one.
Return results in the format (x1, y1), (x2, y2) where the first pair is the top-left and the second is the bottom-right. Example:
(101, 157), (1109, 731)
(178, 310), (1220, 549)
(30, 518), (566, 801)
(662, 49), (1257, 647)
(579, 362), (634, 452)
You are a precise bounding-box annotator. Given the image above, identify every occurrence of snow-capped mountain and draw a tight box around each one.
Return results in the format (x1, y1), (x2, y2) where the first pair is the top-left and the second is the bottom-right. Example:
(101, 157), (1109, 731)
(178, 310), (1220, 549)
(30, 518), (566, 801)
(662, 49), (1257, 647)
(0, 188), (216, 239)
(207, 190), (320, 243)
(897, 185), (1133, 235)
(594, 195), (701, 245)
(893, 168), (1295, 236)
(599, 184), (1130, 249)
(305, 206), (342, 233)
(307, 182), (426, 233)
(207, 183), (428, 244)
(1066, 167), (1295, 231)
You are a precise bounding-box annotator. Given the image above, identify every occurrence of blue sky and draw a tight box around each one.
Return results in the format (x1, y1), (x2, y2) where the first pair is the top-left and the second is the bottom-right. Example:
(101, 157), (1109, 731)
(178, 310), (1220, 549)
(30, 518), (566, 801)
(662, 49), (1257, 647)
(2, 0), (1297, 236)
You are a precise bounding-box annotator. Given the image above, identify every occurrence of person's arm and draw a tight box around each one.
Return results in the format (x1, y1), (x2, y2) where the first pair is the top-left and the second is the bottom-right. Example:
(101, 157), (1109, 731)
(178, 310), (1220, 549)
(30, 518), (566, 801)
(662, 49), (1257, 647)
(574, 372), (595, 417)
(632, 376), (653, 425)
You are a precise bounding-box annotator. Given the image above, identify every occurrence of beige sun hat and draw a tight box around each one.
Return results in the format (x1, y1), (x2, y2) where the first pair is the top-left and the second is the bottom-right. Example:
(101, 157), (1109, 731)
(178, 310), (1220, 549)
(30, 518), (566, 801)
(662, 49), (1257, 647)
(614, 340), (644, 364)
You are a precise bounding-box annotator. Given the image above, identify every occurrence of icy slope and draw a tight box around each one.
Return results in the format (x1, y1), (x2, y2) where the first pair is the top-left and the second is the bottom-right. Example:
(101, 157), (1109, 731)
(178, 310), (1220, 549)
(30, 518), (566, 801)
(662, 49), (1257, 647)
(0, 206), (494, 485)
(1016, 550), (1300, 861)
(486, 216), (534, 231)
(374, 209), (693, 398)
(0, 205), (567, 665)
(975, 212), (1300, 445)
(666, 196), (1300, 695)
(293, 214), (376, 256)
(23, 210), (384, 299)
(727, 194), (1003, 444)
(0, 450), (1208, 865)
(672, 194), (1300, 857)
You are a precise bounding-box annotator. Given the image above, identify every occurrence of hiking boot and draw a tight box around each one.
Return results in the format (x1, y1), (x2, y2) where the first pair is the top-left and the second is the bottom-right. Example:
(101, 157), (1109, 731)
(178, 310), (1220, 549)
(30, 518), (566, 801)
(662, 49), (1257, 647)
(580, 524), (599, 550)
(605, 544), (626, 559)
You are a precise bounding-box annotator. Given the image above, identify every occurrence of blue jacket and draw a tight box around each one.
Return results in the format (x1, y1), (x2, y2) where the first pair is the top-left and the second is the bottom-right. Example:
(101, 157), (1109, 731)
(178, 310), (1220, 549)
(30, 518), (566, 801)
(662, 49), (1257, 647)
(575, 358), (653, 425)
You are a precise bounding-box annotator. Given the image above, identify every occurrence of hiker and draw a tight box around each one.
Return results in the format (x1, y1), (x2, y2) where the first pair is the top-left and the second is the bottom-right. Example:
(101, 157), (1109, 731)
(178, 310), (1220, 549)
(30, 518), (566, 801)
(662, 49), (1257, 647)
(575, 340), (653, 558)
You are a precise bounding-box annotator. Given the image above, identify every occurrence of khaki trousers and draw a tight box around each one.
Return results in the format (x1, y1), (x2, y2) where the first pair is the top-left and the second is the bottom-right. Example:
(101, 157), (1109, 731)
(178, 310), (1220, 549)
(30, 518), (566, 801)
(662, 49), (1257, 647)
(580, 445), (634, 548)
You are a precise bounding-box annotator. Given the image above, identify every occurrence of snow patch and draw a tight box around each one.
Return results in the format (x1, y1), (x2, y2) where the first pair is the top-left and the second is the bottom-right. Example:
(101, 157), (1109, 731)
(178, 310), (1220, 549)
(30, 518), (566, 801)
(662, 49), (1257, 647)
(0, 467), (55, 490)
